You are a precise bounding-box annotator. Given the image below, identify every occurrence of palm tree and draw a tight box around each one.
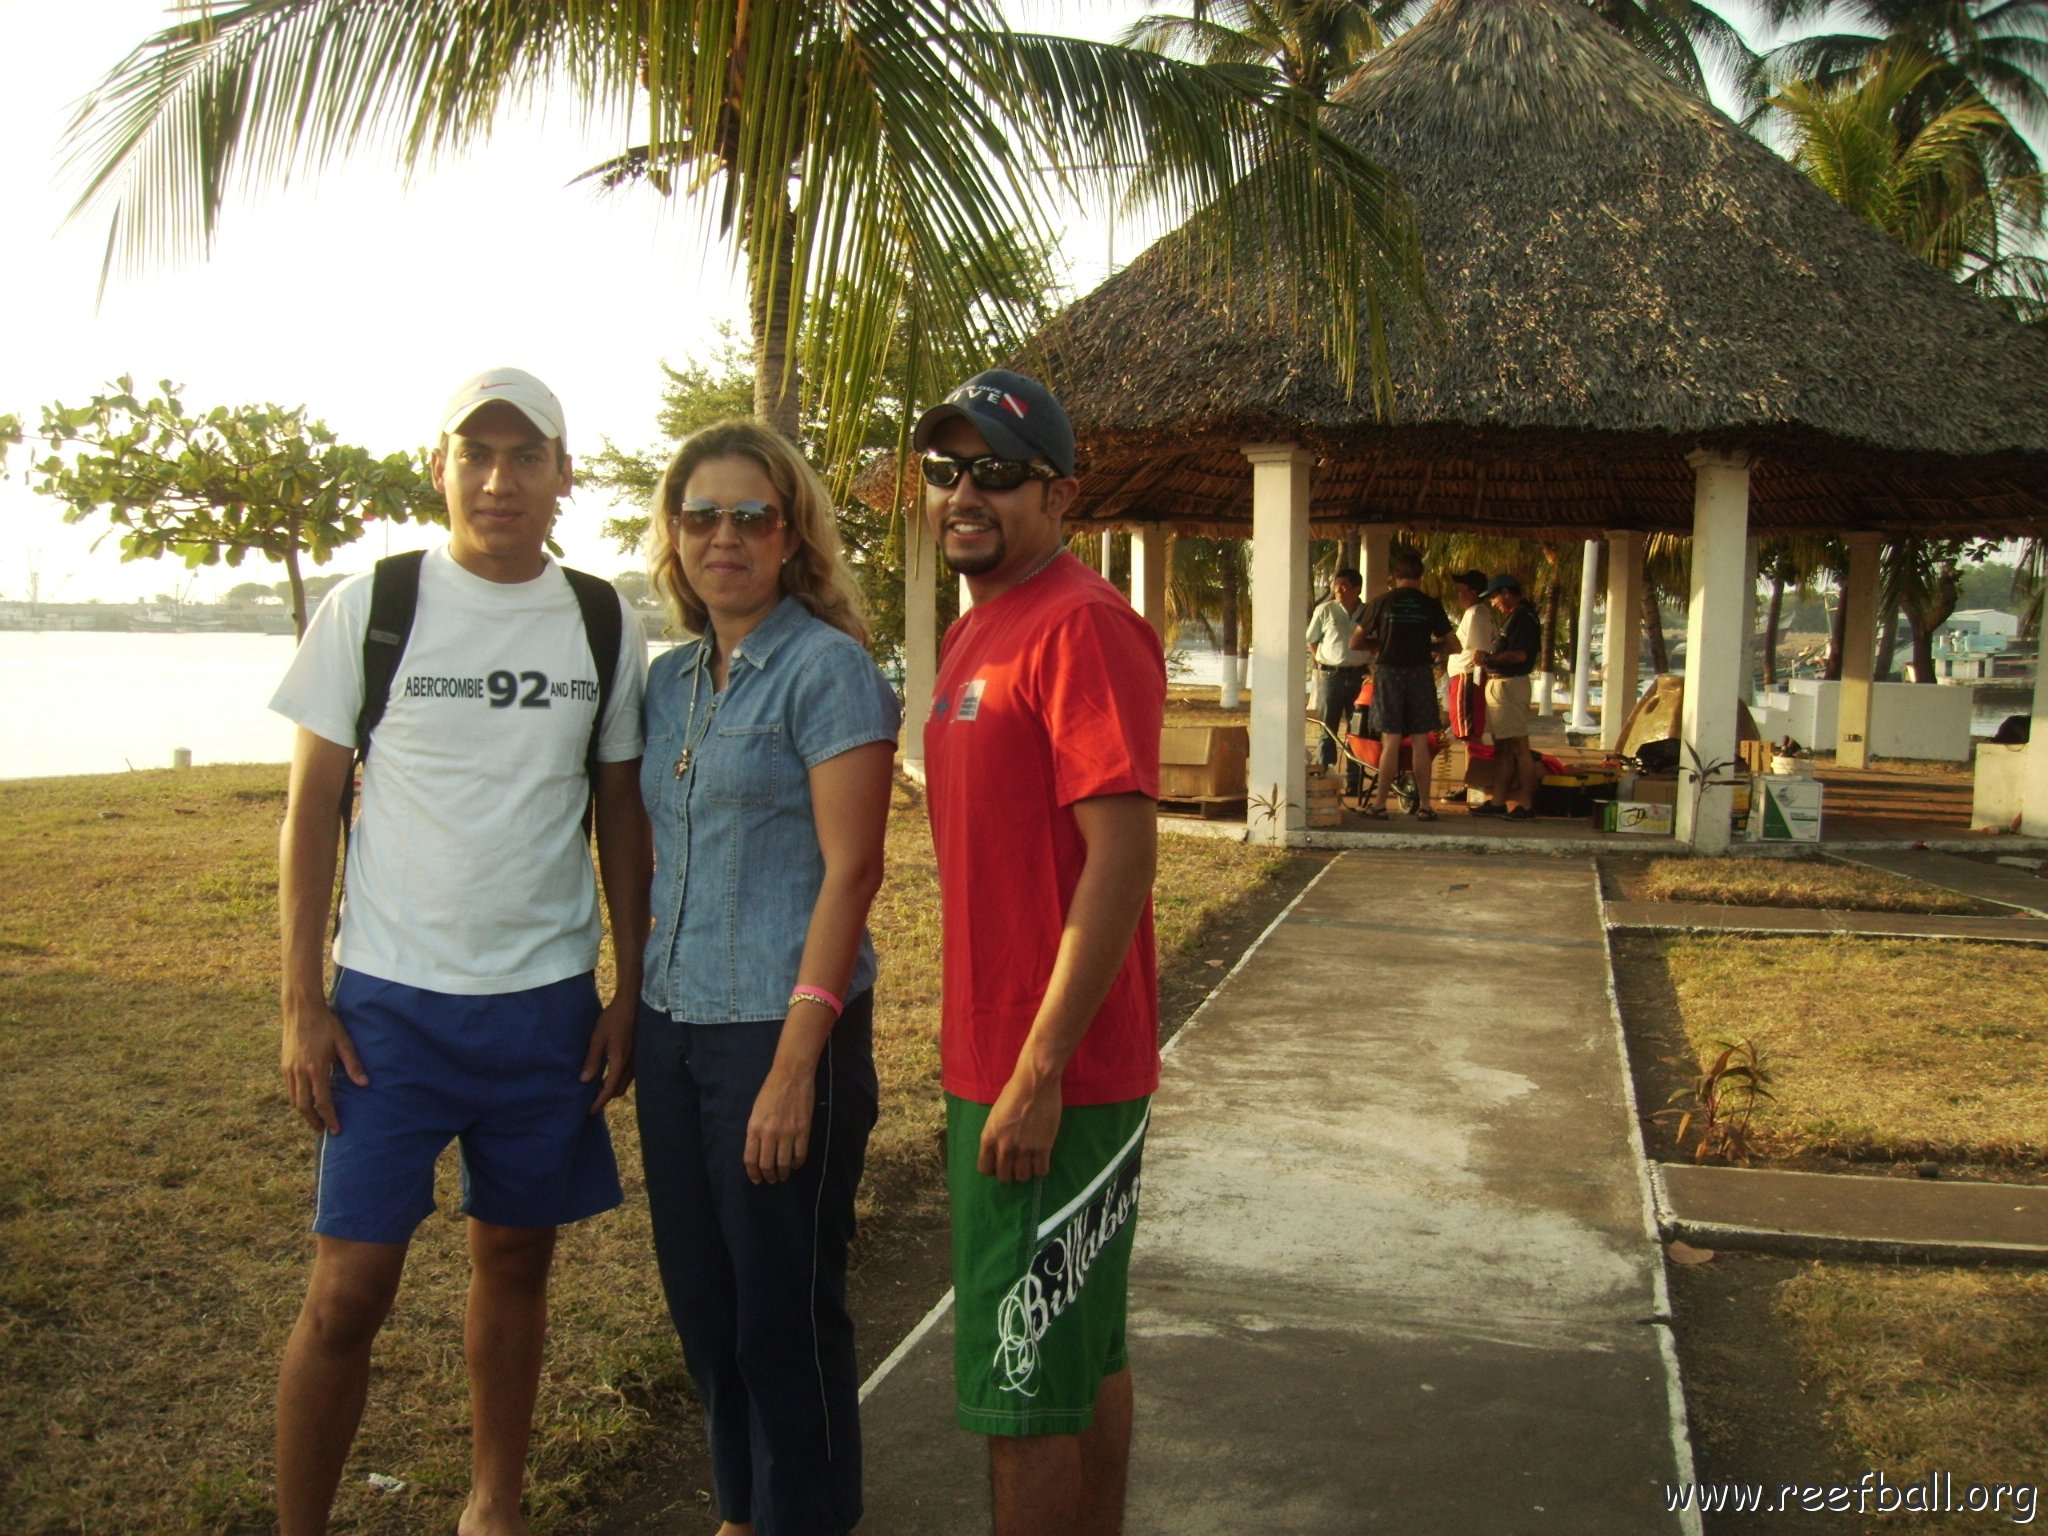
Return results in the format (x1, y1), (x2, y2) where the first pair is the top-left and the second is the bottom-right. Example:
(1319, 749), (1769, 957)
(1122, 1), (1404, 100)
(1587, 0), (1763, 100)
(1771, 46), (2048, 315)
(61, 2), (1425, 477)
(1757, 0), (2048, 179)
(1127, 0), (1759, 103)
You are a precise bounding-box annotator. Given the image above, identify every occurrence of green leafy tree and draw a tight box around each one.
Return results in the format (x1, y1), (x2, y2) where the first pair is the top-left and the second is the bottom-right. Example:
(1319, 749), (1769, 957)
(222, 580), (276, 605)
(581, 332), (934, 665)
(24, 379), (441, 638)
(275, 572), (349, 610)
(65, 2), (1426, 480)
(610, 569), (657, 609)
(1883, 535), (1998, 680)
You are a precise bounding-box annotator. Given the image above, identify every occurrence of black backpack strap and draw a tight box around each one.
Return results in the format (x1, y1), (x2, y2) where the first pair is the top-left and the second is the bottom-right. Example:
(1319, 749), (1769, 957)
(343, 550), (426, 828)
(562, 565), (625, 831)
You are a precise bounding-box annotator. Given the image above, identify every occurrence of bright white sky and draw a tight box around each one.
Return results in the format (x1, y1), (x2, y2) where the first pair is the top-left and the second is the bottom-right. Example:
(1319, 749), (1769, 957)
(1, 0), (1775, 605)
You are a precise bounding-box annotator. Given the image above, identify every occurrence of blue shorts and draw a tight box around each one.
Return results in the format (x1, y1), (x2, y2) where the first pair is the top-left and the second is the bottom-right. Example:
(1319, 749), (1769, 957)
(314, 969), (623, 1244)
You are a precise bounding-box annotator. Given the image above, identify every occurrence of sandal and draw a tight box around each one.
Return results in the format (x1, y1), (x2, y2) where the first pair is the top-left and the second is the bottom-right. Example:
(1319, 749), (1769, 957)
(1360, 803), (1390, 819)
(1410, 805), (1438, 822)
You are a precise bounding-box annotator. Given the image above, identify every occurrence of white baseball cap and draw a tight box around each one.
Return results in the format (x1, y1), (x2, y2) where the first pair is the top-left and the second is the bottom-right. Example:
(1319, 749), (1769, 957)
(440, 367), (567, 444)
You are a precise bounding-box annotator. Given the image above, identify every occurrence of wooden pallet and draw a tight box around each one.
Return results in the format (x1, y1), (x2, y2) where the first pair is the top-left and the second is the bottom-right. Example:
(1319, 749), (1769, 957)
(1158, 794), (1248, 821)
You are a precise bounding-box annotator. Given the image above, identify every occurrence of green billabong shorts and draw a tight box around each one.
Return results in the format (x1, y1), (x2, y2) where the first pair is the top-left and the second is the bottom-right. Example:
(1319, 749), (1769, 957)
(947, 1093), (1150, 1436)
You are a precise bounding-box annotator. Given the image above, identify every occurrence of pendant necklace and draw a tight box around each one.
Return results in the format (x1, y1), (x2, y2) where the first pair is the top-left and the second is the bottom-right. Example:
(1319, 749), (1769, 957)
(672, 645), (718, 778)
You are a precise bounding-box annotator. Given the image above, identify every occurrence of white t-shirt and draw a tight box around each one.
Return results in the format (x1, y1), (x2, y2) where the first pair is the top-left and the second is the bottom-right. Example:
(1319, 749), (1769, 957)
(271, 547), (648, 994)
(1451, 602), (1497, 679)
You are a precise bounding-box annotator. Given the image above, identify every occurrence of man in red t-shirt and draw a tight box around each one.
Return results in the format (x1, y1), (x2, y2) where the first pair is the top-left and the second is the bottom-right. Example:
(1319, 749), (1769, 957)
(914, 369), (1164, 1536)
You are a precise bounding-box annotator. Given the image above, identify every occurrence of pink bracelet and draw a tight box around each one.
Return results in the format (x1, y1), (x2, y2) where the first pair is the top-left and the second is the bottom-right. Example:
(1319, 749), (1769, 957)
(788, 984), (844, 1019)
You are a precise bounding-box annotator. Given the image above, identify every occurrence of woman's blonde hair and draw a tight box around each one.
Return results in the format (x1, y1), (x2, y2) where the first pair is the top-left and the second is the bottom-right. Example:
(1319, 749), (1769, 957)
(646, 419), (870, 647)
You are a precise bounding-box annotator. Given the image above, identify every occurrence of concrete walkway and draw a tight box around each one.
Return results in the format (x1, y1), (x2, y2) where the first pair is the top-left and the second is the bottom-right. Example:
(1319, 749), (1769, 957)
(1828, 847), (2048, 917)
(857, 851), (1695, 1534)
(1603, 899), (2048, 944)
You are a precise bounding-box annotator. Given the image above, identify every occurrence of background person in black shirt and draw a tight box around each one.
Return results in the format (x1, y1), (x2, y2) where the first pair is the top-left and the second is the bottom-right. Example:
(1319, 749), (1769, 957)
(1349, 547), (1455, 818)
(1473, 574), (1544, 820)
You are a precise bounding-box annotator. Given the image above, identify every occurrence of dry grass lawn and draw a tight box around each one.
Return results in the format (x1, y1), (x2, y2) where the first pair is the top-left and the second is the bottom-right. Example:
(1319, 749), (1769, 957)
(1663, 936), (2048, 1165)
(1627, 856), (1985, 914)
(0, 765), (1288, 1535)
(1780, 1266), (2048, 1531)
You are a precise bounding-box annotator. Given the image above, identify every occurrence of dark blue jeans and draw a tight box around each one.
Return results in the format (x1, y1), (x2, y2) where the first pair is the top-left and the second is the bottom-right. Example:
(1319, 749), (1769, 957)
(635, 994), (878, 1535)
(1318, 665), (1365, 792)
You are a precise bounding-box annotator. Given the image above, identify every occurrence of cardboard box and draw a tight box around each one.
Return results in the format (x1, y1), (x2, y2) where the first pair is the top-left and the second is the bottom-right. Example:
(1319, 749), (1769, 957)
(1749, 779), (1823, 842)
(1303, 769), (1343, 827)
(1159, 725), (1248, 800)
(1630, 775), (1679, 806)
(1601, 800), (1675, 835)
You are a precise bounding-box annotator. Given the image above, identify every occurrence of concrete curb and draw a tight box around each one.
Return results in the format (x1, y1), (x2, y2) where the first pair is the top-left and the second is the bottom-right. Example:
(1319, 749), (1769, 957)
(1595, 868), (1706, 1536)
(1603, 904), (2048, 946)
(1647, 1166), (2048, 1268)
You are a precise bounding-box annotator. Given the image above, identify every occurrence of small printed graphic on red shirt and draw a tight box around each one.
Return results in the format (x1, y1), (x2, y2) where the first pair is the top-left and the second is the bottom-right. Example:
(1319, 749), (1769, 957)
(957, 680), (987, 722)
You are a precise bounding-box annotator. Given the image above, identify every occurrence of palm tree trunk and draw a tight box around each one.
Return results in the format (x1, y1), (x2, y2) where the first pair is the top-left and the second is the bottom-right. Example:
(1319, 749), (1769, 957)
(1824, 577), (1847, 679)
(751, 198), (803, 440)
(1762, 569), (1784, 688)
(1876, 604), (1899, 683)
(1642, 572), (1668, 673)
(1219, 542), (1242, 707)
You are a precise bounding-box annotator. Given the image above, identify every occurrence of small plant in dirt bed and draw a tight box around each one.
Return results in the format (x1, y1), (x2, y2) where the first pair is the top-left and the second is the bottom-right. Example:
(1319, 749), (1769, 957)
(1661, 1036), (1776, 1163)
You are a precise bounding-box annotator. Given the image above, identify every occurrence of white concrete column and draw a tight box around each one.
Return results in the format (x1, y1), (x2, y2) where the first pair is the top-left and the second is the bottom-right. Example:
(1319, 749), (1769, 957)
(1358, 523), (1394, 600)
(1676, 451), (1751, 852)
(1100, 528), (1116, 580)
(1131, 523), (1168, 642)
(903, 525), (940, 772)
(1568, 537), (1601, 732)
(1602, 530), (1644, 751)
(1836, 532), (1882, 771)
(1245, 444), (1313, 845)
(958, 573), (974, 615)
(2024, 650), (2048, 835)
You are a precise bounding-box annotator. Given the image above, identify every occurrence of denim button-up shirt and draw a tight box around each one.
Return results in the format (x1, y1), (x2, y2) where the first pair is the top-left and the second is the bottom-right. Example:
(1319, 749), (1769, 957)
(640, 595), (901, 1023)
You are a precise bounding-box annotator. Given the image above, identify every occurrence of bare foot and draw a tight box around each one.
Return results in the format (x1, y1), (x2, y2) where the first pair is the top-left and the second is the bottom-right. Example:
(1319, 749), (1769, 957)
(456, 1495), (532, 1536)
(715, 1523), (755, 1536)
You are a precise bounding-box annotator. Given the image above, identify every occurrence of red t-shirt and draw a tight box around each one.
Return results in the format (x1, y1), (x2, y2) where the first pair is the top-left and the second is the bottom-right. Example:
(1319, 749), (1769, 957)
(925, 553), (1166, 1106)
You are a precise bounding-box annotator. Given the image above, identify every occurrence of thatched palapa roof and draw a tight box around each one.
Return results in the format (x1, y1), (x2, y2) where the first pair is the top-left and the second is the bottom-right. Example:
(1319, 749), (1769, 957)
(997, 0), (2048, 536)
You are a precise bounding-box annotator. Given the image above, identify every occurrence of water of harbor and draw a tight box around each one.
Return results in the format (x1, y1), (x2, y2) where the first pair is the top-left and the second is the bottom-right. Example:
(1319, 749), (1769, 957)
(0, 632), (2033, 781)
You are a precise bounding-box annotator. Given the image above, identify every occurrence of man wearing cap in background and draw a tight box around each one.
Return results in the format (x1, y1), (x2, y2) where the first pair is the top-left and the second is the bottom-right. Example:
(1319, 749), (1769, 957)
(914, 369), (1164, 1536)
(1474, 573), (1543, 821)
(1441, 569), (1495, 803)
(267, 368), (650, 1536)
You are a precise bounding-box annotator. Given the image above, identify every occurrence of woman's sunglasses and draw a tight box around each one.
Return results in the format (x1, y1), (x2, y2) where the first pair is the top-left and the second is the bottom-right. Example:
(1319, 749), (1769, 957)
(919, 453), (1060, 492)
(671, 499), (786, 537)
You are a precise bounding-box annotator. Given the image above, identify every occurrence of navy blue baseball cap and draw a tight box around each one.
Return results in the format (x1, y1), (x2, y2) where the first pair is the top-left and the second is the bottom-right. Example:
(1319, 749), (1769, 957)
(1482, 573), (1523, 597)
(911, 369), (1076, 477)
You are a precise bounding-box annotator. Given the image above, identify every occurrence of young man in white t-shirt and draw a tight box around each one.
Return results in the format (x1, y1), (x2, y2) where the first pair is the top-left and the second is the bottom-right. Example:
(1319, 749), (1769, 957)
(267, 368), (650, 1536)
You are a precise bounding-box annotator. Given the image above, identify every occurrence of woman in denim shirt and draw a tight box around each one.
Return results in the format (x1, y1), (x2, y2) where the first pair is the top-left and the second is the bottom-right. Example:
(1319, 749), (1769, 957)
(636, 420), (899, 1536)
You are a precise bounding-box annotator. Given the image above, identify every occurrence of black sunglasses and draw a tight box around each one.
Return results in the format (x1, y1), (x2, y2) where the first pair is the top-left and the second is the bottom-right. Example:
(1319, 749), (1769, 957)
(671, 499), (786, 537)
(919, 452), (1060, 492)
